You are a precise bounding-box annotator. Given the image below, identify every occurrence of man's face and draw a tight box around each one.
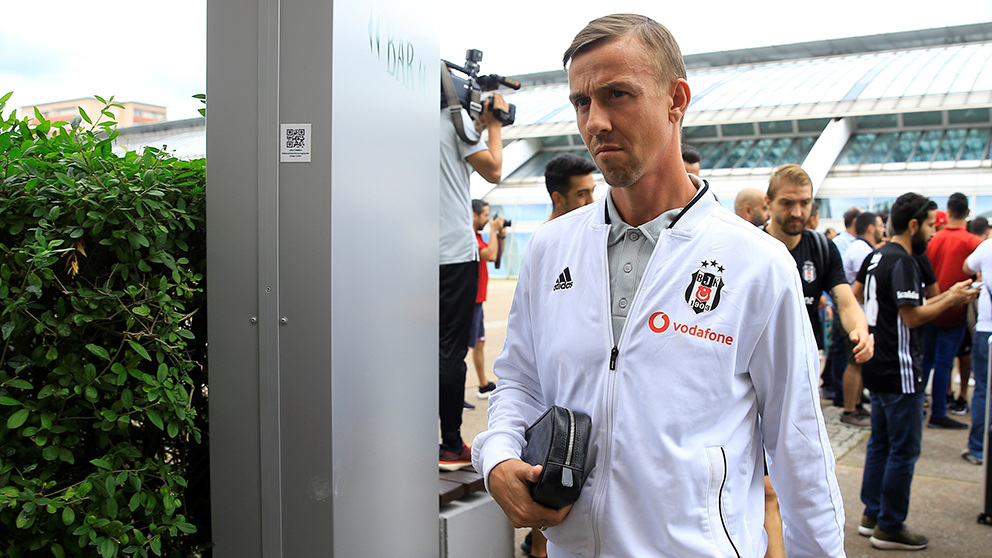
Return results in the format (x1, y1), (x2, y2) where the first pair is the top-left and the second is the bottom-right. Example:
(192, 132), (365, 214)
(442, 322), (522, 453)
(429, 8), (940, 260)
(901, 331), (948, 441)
(474, 205), (490, 231)
(560, 174), (595, 213)
(749, 199), (770, 227)
(569, 36), (683, 189)
(768, 182), (812, 235)
(911, 210), (936, 254)
(873, 216), (885, 244)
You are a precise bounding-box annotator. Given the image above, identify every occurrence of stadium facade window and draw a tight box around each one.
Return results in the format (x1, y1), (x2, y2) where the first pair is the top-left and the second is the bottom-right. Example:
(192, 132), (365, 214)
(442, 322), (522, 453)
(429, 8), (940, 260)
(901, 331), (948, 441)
(722, 122), (755, 137)
(541, 136), (570, 147)
(888, 131), (921, 163)
(758, 120), (794, 135)
(864, 134), (897, 164)
(858, 114), (898, 129)
(949, 108), (991, 125)
(717, 140), (756, 168)
(961, 128), (991, 160)
(910, 129), (943, 162)
(684, 125), (719, 139)
(755, 138), (795, 167)
(737, 138), (776, 168)
(797, 118), (830, 133)
(838, 133), (877, 165)
(904, 111), (943, 127)
(778, 137), (815, 165)
(819, 197), (869, 219)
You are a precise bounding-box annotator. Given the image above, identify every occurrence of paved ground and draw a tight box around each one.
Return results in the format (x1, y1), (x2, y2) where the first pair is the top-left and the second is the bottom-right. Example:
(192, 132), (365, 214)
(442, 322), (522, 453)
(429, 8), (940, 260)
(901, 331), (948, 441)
(457, 279), (992, 557)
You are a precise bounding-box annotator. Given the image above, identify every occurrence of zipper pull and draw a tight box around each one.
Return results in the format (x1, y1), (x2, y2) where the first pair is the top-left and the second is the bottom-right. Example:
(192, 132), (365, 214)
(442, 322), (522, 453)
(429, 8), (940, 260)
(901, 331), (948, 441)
(562, 467), (574, 488)
(610, 346), (618, 371)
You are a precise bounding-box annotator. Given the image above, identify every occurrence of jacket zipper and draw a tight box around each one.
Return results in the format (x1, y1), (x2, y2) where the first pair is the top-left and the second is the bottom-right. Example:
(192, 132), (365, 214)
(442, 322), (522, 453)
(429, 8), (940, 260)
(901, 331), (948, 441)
(718, 447), (741, 558)
(562, 408), (575, 488)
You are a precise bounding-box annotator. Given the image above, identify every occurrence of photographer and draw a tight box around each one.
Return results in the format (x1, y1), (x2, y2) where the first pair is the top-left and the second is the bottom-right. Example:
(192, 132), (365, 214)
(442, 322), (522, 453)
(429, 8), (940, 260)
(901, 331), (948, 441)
(438, 91), (509, 471)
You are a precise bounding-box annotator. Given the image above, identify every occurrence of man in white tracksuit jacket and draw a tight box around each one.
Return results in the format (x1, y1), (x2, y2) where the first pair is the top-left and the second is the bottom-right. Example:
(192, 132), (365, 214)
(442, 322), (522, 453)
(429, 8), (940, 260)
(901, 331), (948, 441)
(472, 14), (846, 558)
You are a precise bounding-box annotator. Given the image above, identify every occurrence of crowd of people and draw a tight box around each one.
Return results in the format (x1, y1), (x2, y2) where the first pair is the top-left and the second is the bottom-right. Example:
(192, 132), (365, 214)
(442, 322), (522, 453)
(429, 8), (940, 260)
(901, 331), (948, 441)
(439, 12), (989, 558)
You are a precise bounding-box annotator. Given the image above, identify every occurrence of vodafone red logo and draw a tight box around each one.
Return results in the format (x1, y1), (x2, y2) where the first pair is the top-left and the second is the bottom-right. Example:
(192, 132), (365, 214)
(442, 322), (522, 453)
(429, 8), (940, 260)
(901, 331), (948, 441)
(649, 312), (670, 333)
(647, 311), (734, 346)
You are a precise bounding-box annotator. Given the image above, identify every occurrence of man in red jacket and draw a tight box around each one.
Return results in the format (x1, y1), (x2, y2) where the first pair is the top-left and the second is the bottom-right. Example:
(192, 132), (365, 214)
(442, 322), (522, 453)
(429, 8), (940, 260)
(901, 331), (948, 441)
(921, 193), (982, 429)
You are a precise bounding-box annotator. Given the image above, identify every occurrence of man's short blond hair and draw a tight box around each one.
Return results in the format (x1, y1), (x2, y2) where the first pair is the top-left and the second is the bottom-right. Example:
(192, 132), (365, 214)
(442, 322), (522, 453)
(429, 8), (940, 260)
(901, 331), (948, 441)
(562, 13), (687, 87)
(767, 164), (812, 200)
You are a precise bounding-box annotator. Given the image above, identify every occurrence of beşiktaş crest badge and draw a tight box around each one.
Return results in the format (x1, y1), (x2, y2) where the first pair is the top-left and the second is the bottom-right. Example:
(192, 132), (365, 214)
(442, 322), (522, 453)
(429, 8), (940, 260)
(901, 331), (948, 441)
(685, 260), (725, 314)
(802, 260), (816, 283)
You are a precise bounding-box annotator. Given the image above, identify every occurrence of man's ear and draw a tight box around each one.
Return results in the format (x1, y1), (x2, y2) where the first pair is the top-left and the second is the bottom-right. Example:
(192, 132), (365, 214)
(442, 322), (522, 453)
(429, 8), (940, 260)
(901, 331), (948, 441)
(669, 79), (691, 123)
(551, 191), (564, 208)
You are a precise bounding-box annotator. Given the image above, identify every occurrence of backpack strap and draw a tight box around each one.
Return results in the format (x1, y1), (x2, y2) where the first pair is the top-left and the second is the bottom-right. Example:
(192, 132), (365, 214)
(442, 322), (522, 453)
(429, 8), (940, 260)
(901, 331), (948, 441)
(441, 63), (480, 145)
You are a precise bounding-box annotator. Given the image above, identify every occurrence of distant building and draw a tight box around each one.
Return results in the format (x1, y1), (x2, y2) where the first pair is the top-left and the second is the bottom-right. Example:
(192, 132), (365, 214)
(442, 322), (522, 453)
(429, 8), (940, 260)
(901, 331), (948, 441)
(19, 98), (166, 128)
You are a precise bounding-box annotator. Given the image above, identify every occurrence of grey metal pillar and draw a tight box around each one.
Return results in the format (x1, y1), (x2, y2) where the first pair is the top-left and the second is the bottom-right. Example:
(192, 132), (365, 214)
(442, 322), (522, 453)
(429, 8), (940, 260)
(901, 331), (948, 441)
(207, 0), (439, 556)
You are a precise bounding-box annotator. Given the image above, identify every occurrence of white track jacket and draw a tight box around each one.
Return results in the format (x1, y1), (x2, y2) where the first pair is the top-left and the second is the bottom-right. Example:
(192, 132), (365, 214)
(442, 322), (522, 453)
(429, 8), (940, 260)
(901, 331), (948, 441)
(473, 191), (846, 558)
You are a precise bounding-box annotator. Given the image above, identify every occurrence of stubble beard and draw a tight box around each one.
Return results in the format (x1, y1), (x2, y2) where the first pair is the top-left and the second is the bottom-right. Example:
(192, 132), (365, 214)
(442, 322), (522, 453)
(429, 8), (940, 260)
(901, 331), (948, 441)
(911, 229), (929, 254)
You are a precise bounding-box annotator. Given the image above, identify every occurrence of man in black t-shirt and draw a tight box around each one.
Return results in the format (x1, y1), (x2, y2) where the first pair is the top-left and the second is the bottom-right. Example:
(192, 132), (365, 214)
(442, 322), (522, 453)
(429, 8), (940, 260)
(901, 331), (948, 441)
(852, 193), (977, 550)
(765, 165), (872, 362)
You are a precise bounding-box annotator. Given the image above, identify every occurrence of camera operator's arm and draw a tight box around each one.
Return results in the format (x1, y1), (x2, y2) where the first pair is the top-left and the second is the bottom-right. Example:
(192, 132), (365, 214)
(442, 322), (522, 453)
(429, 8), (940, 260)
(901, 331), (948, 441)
(466, 94), (508, 184)
(478, 217), (505, 262)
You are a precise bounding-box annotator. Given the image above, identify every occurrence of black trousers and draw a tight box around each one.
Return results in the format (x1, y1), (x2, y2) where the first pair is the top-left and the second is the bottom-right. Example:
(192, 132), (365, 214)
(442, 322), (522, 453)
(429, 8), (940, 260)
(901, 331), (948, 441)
(439, 261), (479, 452)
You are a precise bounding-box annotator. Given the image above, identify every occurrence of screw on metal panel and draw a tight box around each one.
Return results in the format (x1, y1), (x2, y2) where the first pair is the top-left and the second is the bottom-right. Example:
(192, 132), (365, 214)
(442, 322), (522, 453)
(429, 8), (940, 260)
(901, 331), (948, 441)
(265, 286), (272, 293)
(250, 317), (258, 324)
(279, 317), (288, 325)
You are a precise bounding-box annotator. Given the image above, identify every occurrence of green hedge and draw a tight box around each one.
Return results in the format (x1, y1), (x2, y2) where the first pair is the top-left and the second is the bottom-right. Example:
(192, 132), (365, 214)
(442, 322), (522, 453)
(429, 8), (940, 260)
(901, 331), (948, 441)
(0, 94), (209, 557)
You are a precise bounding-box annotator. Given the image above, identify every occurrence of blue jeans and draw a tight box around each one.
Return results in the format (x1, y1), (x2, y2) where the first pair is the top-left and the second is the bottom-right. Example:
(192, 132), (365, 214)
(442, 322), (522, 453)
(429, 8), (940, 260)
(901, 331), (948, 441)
(826, 317), (847, 405)
(969, 332), (991, 460)
(921, 324), (966, 419)
(861, 390), (925, 533)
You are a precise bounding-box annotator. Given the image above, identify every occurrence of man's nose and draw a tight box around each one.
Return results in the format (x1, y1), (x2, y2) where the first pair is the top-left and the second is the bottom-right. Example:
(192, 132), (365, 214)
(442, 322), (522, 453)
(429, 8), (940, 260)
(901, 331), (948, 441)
(584, 100), (611, 136)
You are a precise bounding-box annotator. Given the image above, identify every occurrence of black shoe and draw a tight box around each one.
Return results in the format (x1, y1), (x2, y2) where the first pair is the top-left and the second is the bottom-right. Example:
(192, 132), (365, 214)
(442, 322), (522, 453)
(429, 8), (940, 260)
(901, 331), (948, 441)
(463, 400), (476, 410)
(869, 526), (928, 550)
(477, 381), (496, 399)
(855, 404), (871, 418)
(927, 415), (968, 429)
(948, 397), (968, 415)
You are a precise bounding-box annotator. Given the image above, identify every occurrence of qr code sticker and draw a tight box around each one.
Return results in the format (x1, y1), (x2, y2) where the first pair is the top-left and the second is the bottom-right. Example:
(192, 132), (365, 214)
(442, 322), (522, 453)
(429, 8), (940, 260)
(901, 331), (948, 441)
(286, 128), (306, 149)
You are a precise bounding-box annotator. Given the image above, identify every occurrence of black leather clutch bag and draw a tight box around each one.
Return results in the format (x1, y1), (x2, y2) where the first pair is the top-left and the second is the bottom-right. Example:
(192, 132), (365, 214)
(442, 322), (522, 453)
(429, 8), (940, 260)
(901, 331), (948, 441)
(520, 405), (592, 510)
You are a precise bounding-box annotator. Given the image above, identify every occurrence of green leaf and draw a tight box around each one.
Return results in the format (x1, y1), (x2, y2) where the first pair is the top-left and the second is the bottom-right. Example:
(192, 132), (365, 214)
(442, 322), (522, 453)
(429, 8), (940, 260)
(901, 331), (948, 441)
(0, 396), (20, 406)
(52, 543), (66, 558)
(121, 389), (134, 409)
(7, 408), (29, 429)
(129, 492), (141, 512)
(105, 495), (118, 518)
(149, 536), (161, 556)
(62, 506), (75, 525)
(174, 521), (197, 534)
(6, 379), (33, 389)
(91, 458), (112, 470)
(157, 363), (167, 383)
(146, 409), (163, 430)
(1, 321), (13, 340)
(42, 446), (59, 461)
(46, 346), (58, 361)
(78, 106), (91, 124)
(167, 421), (178, 438)
(86, 344), (111, 360)
(128, 340), (150, 361)
(100, 538), (118, 558)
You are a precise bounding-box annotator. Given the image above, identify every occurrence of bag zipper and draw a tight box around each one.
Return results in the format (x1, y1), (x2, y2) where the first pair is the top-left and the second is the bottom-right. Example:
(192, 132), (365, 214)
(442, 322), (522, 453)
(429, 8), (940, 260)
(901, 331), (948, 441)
(562, 408), (576, 488)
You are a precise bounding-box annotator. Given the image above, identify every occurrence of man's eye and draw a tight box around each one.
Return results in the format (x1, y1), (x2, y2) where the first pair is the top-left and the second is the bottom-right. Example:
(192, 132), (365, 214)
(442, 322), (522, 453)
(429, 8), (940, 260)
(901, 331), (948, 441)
(611, 91), (627, 98)
(574, 98), (590, 108)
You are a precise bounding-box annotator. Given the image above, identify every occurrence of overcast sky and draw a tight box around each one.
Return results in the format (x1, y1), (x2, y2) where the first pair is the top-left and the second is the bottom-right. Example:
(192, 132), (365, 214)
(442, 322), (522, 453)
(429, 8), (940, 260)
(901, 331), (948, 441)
(3, 0), (989, 121)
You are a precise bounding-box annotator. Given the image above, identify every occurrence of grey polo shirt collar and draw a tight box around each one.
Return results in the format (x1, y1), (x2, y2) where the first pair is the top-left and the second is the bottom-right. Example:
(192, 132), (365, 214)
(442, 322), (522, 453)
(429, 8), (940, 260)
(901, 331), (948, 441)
(605, 175), (708, 344)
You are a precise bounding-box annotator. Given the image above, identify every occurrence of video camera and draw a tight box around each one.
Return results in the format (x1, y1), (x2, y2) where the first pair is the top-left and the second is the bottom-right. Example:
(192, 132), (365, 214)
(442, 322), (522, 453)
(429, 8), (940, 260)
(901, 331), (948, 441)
(441, 49), (520, 128)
